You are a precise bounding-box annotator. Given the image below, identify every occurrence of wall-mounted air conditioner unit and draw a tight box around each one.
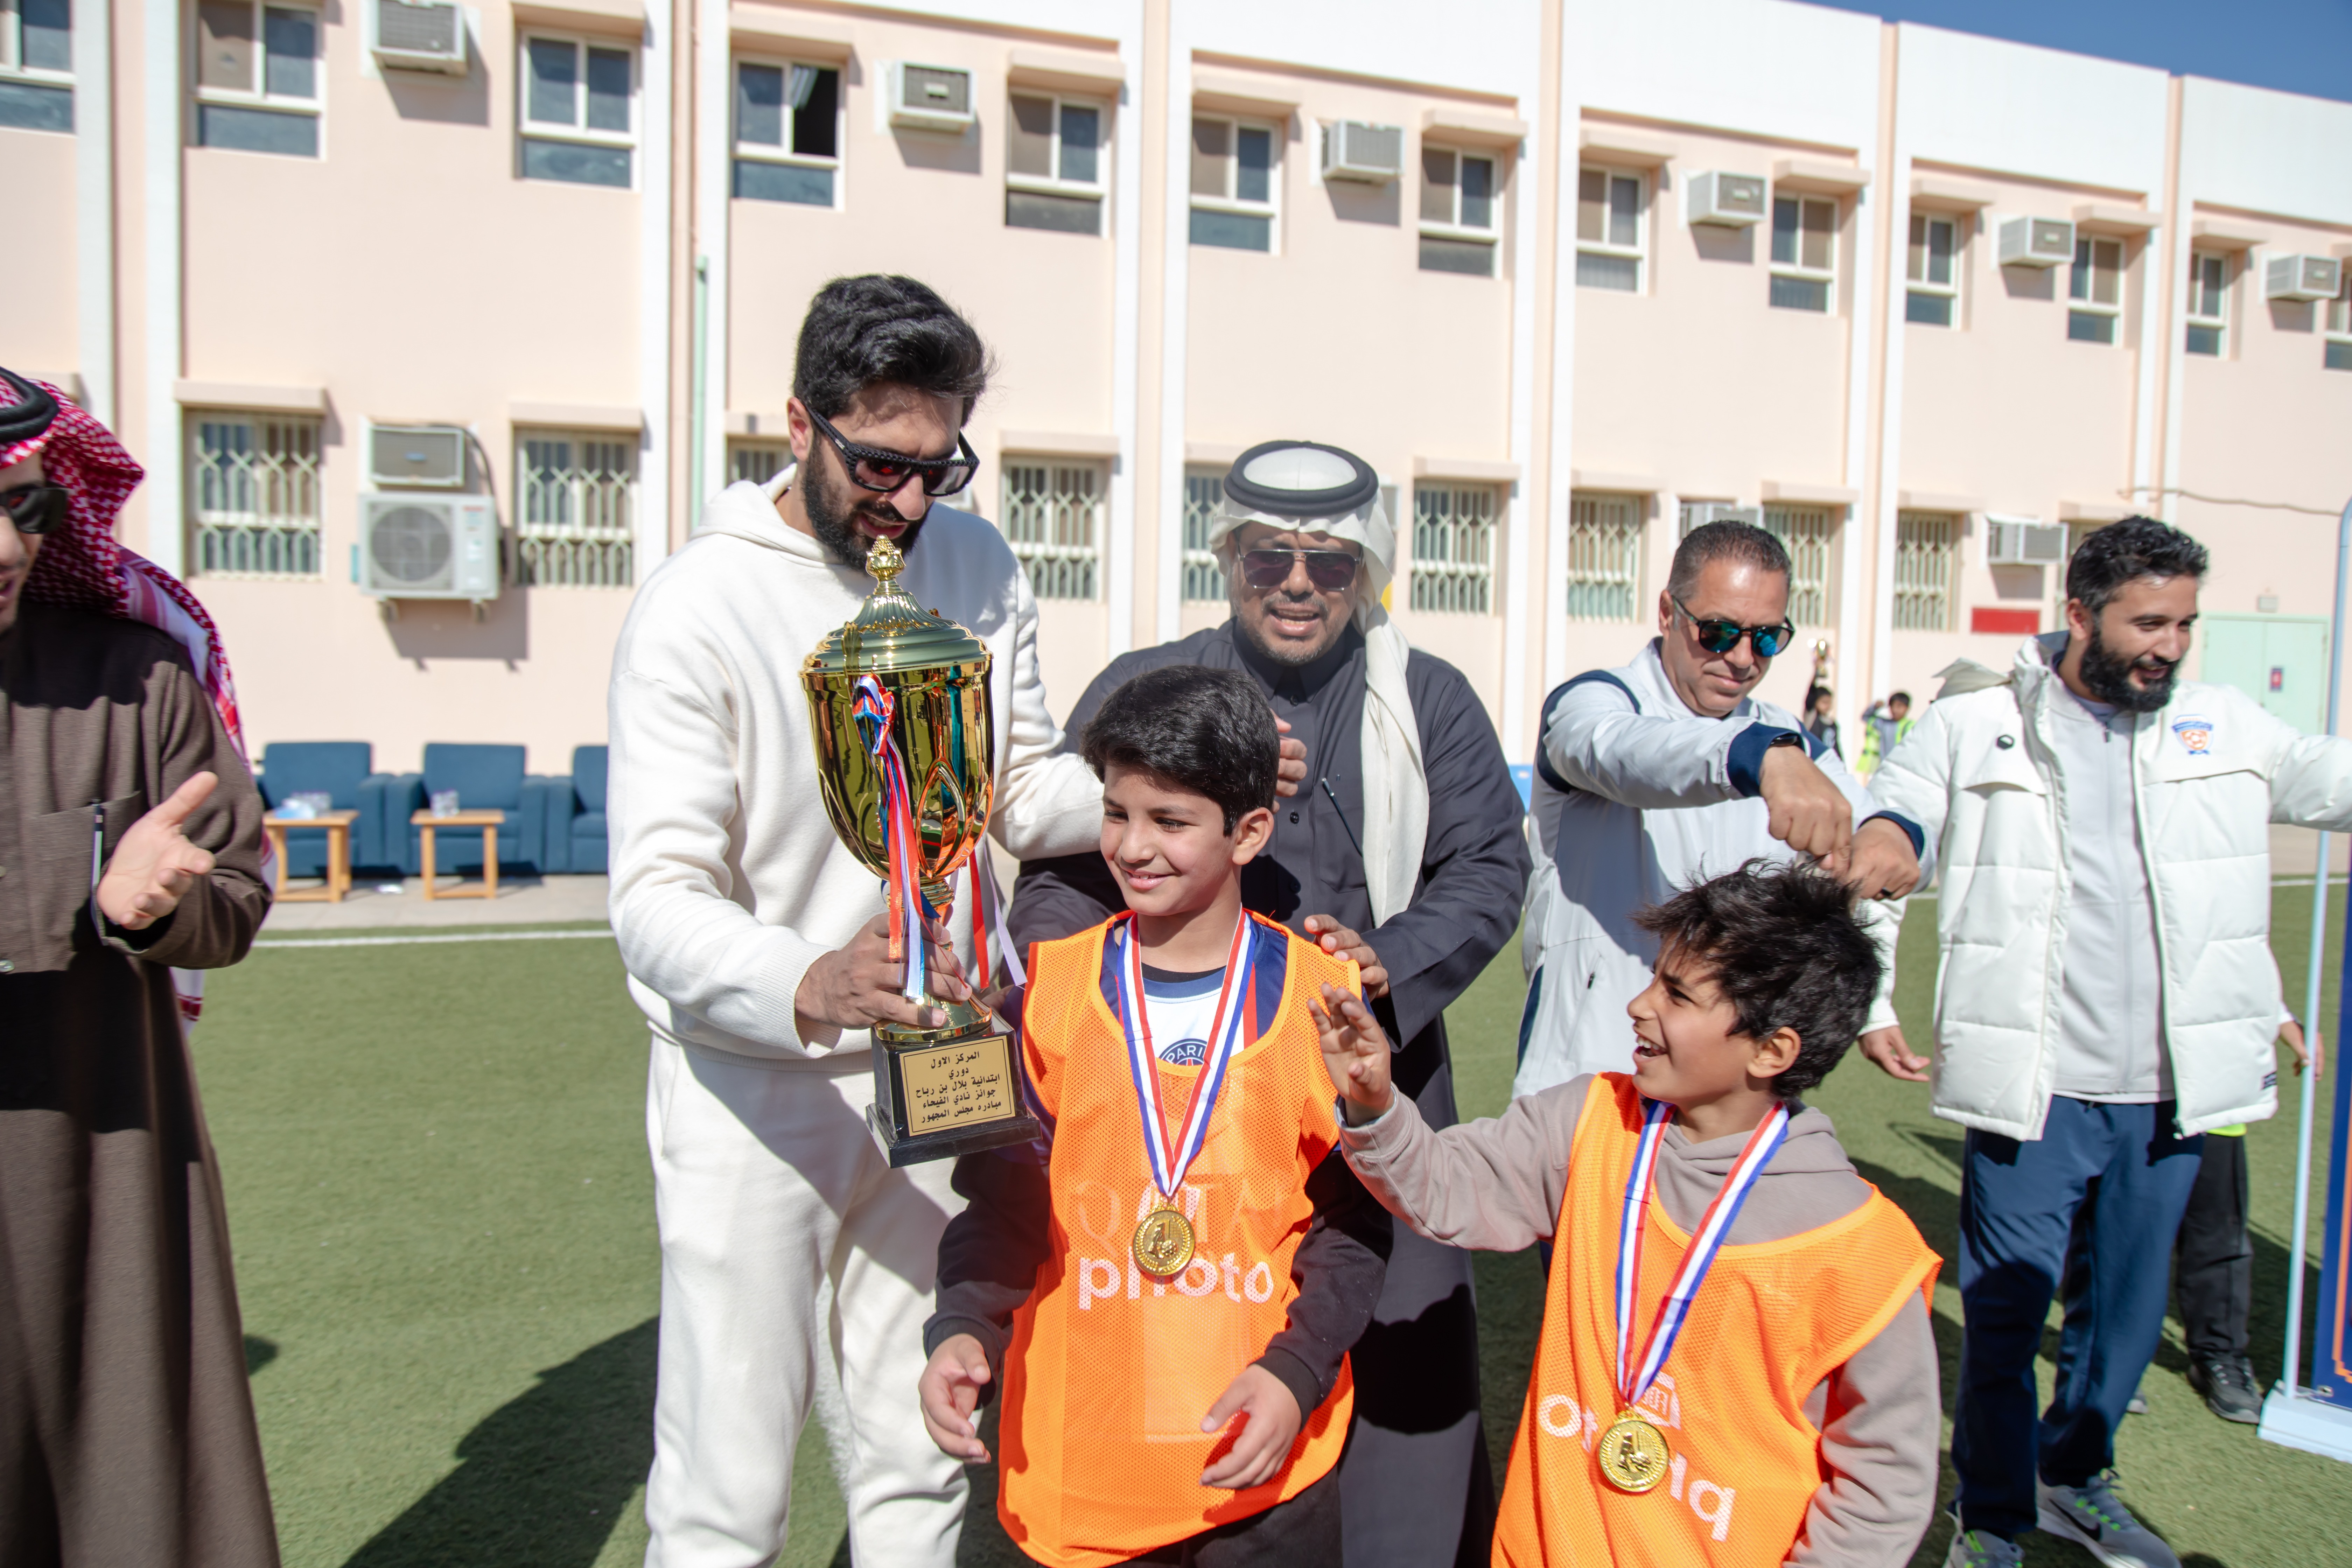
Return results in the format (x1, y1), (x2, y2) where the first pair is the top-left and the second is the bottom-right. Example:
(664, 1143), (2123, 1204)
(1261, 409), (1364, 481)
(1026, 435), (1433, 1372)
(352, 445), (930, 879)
(360, 494), (499, 600)
(1681, 502), (1761, 535)
(1997, 217), (2075, 268)
(368, 424), (468, 489)
(1986, 517), (2068, 565)
(1321, 121), (1404, 183)
(1686, 172), (1767, 227)
(372, 0), (467, 74)
(2265, 254), (2343, 303)
(887, 62), (974, 132)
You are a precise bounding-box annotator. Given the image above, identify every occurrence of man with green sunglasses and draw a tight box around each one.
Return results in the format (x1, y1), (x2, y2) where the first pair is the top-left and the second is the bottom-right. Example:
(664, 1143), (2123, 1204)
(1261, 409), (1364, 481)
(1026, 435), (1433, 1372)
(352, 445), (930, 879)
(1514, 518), (1924, 1102)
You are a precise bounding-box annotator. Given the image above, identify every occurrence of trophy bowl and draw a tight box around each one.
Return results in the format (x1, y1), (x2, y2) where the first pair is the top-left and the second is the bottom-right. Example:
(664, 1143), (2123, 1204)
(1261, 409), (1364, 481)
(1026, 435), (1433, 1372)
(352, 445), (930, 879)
(800, 537), (1042, 1166)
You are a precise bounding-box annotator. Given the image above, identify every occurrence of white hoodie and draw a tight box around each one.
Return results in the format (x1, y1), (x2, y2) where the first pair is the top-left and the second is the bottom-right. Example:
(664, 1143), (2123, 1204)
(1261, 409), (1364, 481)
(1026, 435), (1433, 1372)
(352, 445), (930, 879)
(607, 470), (1105, 1069)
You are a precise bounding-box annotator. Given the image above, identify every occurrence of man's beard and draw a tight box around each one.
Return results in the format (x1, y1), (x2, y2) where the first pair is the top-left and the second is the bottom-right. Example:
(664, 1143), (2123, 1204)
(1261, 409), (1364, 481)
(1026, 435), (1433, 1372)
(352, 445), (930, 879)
(2077, 618), (2178, 712)
(802, 450), (926, 566)
(1233, 595), (1348, 668)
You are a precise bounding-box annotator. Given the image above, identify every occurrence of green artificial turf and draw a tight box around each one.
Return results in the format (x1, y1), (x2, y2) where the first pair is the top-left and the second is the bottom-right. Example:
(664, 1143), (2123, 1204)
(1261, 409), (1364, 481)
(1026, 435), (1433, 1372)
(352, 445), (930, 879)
(197, 892), (2348, 1567)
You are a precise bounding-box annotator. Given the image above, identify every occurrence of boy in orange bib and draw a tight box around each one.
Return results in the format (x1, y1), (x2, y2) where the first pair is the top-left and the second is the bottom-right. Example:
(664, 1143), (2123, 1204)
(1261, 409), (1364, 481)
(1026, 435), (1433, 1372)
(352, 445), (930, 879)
(920, 665), (1388, 1566)
(1317, 860), (1941, 1568)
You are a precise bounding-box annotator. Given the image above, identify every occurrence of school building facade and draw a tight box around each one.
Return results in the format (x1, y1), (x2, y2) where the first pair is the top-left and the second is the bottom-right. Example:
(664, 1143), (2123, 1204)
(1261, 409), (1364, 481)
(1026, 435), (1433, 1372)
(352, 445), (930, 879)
(9, 0), (2352, 770)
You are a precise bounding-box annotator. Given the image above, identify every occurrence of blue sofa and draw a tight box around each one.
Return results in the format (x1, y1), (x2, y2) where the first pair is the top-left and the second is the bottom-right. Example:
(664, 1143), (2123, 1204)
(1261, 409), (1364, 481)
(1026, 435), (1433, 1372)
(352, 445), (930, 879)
(382, 743), (560, 876)
(541, 745), (609, 873)
(254, 742), (409, 878)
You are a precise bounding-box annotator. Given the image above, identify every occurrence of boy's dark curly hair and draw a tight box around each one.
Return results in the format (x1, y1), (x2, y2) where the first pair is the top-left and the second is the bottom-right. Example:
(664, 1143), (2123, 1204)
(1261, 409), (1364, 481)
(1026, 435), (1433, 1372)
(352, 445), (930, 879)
(1632, 859), (1881, 1098)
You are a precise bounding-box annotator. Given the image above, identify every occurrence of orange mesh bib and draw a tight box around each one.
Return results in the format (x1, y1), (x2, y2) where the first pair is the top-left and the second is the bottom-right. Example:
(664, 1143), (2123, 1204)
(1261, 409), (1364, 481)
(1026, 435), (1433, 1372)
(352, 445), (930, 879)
(997, 913), (1360, 1568)
(1493, 1074), (1938, 1568)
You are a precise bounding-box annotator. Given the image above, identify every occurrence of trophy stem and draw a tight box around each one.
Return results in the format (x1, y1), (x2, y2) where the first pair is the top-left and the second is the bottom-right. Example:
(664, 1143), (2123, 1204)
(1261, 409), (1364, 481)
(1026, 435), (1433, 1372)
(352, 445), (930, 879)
(873, 873), (994, 1047)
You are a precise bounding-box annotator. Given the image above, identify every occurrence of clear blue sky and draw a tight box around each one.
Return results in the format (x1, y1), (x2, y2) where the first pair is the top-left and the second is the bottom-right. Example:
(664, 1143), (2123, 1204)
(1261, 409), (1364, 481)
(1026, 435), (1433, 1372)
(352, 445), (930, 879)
(1808, 0), (2352, 103)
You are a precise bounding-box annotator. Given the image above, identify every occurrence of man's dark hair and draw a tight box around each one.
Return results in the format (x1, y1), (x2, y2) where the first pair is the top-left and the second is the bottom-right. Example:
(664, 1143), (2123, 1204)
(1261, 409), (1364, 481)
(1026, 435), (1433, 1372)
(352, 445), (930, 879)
(792, 275), (994, 425)
(2065, 516), (2209, 614)
(1667, 520), (1792, 603)
(1081, 666), (1278, 833)
(1633, 860), (1881, 1099)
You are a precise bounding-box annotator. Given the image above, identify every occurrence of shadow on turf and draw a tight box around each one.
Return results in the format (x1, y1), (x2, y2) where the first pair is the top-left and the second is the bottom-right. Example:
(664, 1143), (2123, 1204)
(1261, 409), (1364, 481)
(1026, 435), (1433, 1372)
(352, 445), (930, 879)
(342, 1317), (657, 1568)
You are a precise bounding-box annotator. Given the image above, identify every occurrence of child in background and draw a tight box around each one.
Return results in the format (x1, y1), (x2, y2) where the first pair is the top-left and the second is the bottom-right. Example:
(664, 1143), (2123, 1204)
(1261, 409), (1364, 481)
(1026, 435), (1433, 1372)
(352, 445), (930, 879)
(1317, 860), (1941, 1567)
(919, 664), (1387, 1567)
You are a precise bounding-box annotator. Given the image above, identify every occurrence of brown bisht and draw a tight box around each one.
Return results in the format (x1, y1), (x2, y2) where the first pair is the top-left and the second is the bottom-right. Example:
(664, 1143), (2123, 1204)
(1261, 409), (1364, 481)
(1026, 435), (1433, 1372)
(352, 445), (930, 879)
(0, 598), (277, 1567)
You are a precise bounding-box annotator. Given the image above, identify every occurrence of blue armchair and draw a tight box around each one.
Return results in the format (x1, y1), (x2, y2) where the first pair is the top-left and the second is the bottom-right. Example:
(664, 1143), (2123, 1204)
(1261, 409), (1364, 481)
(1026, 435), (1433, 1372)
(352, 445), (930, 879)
(386, 743), (558, 876)
(255, 742), (404, 877)
(540, 745), (610, 874)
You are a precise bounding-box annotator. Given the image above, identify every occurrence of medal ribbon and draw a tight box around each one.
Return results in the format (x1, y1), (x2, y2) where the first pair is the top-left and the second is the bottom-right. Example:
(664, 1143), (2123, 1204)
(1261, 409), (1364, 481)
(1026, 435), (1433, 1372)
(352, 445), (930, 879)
(851, 676), (936, 1004)
(1614, 1098), (1791, 1409)
(1114, 913), (1256, 1200)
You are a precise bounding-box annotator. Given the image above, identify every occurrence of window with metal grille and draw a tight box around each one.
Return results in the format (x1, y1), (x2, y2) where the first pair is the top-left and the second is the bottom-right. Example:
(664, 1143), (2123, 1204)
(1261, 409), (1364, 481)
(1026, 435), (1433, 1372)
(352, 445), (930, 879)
(1565, 491), (1643, 621)
(727, 441), (789, 486)
(1760, 504), (1833, 625)
(1182, 468), (1228, 601)
(1410, 484), (1497, 615)
(515, 430), (636, 586)
(1892, 511), (1958, 632)
(189, 413), (322, 576)
(1001, 461), (1102, 600)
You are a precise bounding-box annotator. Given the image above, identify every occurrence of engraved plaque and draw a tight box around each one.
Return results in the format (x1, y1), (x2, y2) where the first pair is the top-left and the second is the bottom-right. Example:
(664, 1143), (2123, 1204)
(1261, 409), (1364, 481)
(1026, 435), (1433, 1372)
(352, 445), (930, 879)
(899, 1036), (1017, 1134)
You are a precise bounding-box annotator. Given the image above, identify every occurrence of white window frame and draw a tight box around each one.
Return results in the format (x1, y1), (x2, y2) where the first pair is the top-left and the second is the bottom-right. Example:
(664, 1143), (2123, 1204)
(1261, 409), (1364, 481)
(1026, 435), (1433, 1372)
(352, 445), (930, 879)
(2327, 270), (2352, 372)
(514, 428), (638, 587)
(190, 0), (321, 126)
(732, 54), (841, 206)
(1769, 194), (1838, 313)
(187, 410), (324, 579)
(518, 31), (638, 182)
(1409, 482), (1499, 616)
(1, 0), (72, 87)
(1420, 144), (1499, 242)
(1905, 212), (1960, 327)
(1189, 113), (1280, 251)
(1001, 457), (1106, 601)
(1181, 466), (1228, 602)
(1563, 491), (1644, 622)
(1007, 89), (1107, 201)
(1573, 164), (1644, 293)
(1892, 510), (1960, 632)
(2067, 235), (2124, 345)
(2185, 248), (2228, 357)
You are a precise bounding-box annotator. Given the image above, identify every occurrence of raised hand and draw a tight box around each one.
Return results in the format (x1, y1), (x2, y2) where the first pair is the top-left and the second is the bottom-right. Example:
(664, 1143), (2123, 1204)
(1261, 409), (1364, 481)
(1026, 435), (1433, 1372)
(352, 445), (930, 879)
(96, 771), (219, 931)
(1198, 1364), (1302, 1491)
(918, 1333), (994, 1463)
(1311, 981), (1392, 1125)
(1302, 915), (1388, 998)
(1757, 743), (1854, 872)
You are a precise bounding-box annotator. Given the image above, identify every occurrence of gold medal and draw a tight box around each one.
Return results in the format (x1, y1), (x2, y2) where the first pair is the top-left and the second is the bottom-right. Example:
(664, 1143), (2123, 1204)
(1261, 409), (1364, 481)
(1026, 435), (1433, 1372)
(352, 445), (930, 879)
(1596, 1410), (1671, 1494)
(1132, 1205), (1195, 1278)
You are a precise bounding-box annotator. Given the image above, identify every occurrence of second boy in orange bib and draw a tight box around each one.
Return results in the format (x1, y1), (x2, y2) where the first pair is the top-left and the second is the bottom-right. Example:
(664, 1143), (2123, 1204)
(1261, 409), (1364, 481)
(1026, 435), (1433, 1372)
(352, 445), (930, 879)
(1318, 860), (1940, 1567)
(921, 665), (1388, 1566)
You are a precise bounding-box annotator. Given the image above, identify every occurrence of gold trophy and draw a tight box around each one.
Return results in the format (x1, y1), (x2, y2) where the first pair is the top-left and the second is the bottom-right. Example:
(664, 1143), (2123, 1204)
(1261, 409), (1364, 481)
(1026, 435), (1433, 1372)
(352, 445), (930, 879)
(801, 537), (1043, 1167)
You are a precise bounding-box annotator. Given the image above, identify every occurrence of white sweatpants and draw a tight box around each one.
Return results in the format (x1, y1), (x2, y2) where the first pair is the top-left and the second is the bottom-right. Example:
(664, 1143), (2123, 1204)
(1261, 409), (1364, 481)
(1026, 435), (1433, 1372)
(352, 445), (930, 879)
(642, 1034), (967, 1568)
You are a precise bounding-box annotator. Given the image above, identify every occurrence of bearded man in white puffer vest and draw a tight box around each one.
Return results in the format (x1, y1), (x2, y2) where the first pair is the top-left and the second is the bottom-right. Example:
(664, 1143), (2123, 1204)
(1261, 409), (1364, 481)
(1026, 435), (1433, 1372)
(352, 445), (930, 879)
(1863, 516), (2352, 1568)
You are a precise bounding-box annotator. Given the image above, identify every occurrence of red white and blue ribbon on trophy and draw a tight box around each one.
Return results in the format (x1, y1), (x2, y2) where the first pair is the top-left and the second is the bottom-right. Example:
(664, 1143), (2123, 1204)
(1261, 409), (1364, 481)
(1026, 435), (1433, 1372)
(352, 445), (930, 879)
(849, 673), (1026, 1003)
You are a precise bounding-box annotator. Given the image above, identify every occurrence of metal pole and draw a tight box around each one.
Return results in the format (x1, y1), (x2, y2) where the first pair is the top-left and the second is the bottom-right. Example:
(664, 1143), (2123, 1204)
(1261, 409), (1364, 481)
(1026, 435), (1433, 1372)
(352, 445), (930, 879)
(688, 255), (710, 530)
(2284, 492), (2352, 1399)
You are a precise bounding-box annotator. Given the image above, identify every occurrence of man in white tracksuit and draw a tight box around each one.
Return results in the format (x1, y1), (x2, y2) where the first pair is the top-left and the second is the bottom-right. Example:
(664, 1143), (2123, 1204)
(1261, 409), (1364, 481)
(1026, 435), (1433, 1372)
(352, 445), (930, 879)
(1514, 518), (1922, 1099)
(608, 276), (1111, 1567)
(1864, 518), (2352, 1568)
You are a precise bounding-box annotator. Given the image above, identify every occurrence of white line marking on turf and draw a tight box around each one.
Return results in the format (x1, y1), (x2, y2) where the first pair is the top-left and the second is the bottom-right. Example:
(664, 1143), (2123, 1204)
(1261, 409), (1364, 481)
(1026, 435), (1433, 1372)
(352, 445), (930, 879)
(254, 929), (614, 949)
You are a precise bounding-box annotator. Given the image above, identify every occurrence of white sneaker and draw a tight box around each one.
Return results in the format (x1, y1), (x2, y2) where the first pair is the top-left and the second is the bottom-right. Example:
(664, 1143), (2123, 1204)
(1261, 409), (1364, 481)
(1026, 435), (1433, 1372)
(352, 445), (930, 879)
(1942, 1526), (2024, 1567)
(2036, 1472), (2180, 1568)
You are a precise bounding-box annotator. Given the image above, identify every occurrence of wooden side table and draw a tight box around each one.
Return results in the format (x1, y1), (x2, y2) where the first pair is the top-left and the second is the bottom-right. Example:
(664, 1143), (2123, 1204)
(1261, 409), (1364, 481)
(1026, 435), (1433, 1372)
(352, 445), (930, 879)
(411, 808), (507, 901)
(263, 810), (360, 903)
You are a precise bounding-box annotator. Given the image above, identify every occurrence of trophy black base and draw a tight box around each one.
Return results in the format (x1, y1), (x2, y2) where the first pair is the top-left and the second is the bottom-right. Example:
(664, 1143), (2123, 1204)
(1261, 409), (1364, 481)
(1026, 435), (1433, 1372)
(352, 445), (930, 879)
(866, 1026), (1042, 1168)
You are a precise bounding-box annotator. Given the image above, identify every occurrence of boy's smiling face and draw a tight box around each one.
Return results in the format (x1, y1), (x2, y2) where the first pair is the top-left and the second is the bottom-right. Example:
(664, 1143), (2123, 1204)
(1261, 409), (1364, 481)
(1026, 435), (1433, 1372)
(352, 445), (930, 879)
(1099, 762), (1270, 920)
(1626, 940), (1802, 1117)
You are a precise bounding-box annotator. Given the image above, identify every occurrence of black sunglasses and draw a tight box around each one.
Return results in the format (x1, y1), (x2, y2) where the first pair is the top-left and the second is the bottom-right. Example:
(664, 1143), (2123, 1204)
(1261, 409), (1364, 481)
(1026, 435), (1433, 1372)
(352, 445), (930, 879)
(1238, 548), (1362, 593)
(804, 408), (979, 498)
(1672, 596), (1795, 658)
(1, 483), (70, 536)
